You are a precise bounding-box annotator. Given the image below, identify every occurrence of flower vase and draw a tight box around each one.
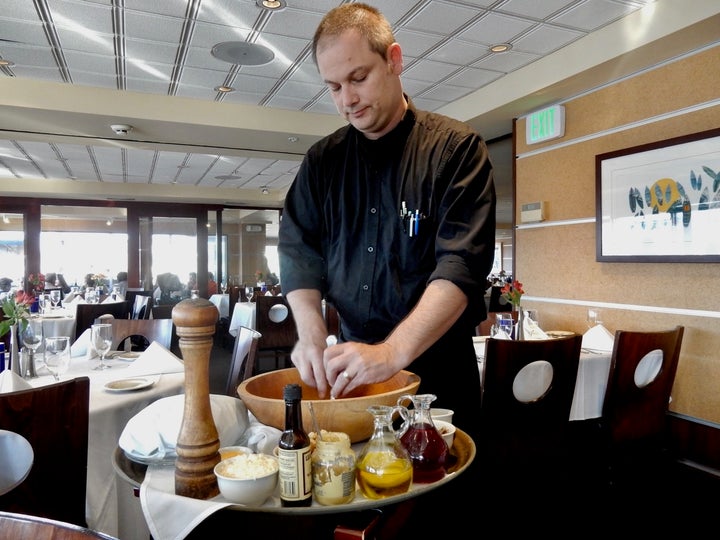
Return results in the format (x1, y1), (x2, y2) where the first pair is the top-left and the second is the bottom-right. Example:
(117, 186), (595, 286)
(514, 307), (525, 340)
(9, 323), (20, 376)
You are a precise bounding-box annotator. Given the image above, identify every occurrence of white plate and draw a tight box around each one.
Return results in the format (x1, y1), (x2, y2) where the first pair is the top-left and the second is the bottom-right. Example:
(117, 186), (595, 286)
(545, 330), (575, 338)
(123, 448), (177, 465)
(104, 377), (155, 392)
(116, 351), (141, 362)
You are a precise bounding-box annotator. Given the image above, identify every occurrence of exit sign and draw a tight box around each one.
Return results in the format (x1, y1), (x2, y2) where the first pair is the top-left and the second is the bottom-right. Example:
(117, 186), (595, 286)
(526, 105), (565, 144)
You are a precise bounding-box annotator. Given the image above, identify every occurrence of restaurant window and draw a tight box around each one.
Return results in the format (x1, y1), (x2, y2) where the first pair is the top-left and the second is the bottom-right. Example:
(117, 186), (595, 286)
(0, 212), (25, 291)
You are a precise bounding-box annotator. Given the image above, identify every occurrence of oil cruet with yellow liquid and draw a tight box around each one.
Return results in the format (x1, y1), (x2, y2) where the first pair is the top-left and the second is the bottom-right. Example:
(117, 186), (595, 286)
(356, 405), (413, 499)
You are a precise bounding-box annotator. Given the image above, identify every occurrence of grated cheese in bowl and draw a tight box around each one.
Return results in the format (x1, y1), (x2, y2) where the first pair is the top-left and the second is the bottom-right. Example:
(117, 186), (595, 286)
(216, 453), (279, 480)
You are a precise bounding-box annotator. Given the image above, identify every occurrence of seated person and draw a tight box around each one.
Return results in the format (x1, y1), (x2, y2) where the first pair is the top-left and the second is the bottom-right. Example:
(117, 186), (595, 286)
(115, 271), (128, 298)
(207, 272), (218, 295)
(0, 277), (12, 301)
(154, 272), (184, 305)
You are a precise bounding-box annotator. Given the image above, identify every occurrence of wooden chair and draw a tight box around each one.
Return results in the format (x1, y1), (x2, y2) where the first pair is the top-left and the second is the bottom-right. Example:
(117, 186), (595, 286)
(479, 334), (582, 492)
(74, 301), (129, 341)
(254, 295), (298, 370)
(0, 511), (117, 540)
(593, 325), (685, 492)
(109, 318), (174, 351)
(150, 304), (173, 319)
(0, 377), (90, 527)
(475, 310), (518, 336)
(224, 325), (262, 396)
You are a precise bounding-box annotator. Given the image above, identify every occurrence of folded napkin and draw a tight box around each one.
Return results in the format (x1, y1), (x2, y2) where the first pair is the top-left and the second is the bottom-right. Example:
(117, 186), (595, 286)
(236, 416), (281, 455)
(0, 370), (32, 393)
(120, 394), (250, 462)
(582, 324), (615, 352)
(523, 313), (549, 340)
(121, 341), (184, 377)
(71, 328), (91, 358)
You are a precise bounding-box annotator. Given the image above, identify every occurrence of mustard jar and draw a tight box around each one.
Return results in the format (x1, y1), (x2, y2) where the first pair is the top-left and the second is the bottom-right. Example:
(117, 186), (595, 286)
(311, 431), (356, 505)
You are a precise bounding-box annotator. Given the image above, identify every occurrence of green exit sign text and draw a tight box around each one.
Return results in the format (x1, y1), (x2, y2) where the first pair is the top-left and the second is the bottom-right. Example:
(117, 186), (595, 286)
(526, 105), (565, 144)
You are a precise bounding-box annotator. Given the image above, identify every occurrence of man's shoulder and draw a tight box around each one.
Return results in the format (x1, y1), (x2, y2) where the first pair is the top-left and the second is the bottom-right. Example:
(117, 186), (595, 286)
(415, 109), (478, 138)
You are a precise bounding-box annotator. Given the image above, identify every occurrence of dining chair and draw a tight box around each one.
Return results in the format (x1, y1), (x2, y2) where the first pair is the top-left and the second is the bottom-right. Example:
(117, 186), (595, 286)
(224, 326), (262, 396)
(478, 334), (582, 492)
(109, 318), (174, 351)
(74, 301), (130, 341)
(151, 304), (173, 319)
(0, 510), (118, 540)
(254, 295), (298, 371)
(591, 325), (685, 492)
(0, 377), (90, 527)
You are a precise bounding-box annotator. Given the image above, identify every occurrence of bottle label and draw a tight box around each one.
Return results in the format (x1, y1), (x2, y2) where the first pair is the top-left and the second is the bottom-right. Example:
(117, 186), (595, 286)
(278, 447), (312, 501)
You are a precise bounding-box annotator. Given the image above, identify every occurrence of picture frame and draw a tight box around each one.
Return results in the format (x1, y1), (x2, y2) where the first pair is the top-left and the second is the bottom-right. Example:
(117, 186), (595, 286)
(596, 127), (720, 262)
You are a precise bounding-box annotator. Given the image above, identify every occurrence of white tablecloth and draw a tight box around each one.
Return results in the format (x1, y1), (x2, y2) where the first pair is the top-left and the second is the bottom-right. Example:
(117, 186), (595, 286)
(473, 336), (612, 421)
(33, 310), (76, 342)
(24, 342), (186, 538)
(209, 294), (230, 318)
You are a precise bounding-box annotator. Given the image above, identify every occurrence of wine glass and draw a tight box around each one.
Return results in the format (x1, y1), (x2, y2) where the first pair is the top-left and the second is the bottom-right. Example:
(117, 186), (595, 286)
(49, 289), (61, 309)
(20, 318), (43, 378)
(91, 323), (113, 370)
(586, 308), (603, 328)
(221, 281), (228, 294)
(245, 286), (254, 303)
(44, 336), (71, 381)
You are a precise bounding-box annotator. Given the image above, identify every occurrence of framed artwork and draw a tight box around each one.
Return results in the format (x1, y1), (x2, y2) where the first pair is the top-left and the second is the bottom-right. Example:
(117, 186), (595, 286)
(596, 127), (720, 262)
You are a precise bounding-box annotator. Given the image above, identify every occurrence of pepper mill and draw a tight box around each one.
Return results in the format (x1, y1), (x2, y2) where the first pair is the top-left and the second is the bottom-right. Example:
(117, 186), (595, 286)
(172, 297), (221, 499)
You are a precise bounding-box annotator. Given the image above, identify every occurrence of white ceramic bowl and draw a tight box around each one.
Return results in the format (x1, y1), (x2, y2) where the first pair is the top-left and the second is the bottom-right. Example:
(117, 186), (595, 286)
(218, 445), (253, 461)
(430, 408), (454, 424)
(214, 453), (279, 506)
(433, 420), (456, 449)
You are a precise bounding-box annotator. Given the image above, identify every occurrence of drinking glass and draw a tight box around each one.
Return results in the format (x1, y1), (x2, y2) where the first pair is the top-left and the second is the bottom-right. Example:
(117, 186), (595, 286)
(587, 308), (603, 328)
(91, 323), (113, 370)
(221, 281), (227, 294)
(245, 286), (254, 303)
(21, 318), (43, 378)
(49, 289), (61, 309)
(44, 336), (71, 381)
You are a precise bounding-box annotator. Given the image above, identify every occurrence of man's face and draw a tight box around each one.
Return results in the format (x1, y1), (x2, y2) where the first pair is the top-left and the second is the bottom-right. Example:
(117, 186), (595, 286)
(316, 29), (403, 140)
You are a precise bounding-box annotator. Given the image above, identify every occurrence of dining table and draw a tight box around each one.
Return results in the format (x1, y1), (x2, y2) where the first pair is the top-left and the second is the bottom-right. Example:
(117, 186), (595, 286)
(208, 294), (230, 319)
(473, 335), (613, 421)
(21, 341), (186, 538)
(32, 308), (76, 342)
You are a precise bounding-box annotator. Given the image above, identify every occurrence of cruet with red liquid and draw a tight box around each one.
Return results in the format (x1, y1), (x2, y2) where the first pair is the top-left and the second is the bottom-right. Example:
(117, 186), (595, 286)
(396, 393), (449, 483)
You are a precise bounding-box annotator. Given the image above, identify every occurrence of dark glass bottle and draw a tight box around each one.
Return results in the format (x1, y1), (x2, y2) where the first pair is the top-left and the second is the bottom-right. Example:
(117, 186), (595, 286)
(278, 383), (313, 507)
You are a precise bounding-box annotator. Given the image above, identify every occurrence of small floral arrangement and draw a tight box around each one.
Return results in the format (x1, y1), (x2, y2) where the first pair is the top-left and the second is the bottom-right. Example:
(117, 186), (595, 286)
(90, 273), (107, 287)
(500, 280), (525, 309)
(27, 272), (45, 293)
(254, 270), (264, 282)
(0, 290), (35, 337)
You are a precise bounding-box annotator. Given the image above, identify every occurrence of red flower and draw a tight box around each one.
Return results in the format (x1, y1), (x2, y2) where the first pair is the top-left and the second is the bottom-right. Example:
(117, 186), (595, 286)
(500, 280), (524, 308)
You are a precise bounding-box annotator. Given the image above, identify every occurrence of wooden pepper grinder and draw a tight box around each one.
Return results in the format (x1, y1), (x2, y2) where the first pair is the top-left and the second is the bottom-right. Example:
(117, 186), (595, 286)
(172, 297), (221, 499)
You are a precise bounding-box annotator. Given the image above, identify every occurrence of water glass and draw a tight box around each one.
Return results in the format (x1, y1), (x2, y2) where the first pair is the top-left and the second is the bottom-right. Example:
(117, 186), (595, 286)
(44, 336), (71, 381)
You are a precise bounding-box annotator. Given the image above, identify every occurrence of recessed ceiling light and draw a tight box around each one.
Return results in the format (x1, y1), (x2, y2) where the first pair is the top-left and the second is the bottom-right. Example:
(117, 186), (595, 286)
(215, 85), (235, 93)
(490, 43), (512, 53)
(261, 186), (270, 195)
(211, 41), (274, 66)
(256, 0), (286, 10)
(288, 136), (298, 143)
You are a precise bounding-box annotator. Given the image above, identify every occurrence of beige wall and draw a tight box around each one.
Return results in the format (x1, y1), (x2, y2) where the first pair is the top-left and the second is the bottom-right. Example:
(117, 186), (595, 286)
(513, 45), (720, 423)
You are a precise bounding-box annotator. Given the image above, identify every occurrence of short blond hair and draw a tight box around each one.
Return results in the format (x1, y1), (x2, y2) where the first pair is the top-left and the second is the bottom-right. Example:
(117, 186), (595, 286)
(312, 3), (395, 64)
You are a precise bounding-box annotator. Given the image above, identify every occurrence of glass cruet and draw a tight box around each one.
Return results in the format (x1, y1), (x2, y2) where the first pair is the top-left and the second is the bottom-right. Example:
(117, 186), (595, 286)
(397, 393), (449, 483)
(356, 405), (413, 500)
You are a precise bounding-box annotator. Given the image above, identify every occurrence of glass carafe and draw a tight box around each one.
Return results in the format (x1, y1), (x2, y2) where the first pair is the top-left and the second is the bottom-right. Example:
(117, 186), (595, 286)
(356, 405), (413, 499)
(397, 393), (449, 483)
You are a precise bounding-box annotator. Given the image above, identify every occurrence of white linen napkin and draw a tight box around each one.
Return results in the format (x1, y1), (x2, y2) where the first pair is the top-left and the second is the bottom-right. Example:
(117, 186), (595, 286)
(523, 313), (549, 340)
(582, 324), (615, 352)
(121, 341), (184, 377)
(140, 416), (281, 540)
(0, 370), (33, 393)
(119, 394), (251, 462)
(71, 328), (92, 358)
